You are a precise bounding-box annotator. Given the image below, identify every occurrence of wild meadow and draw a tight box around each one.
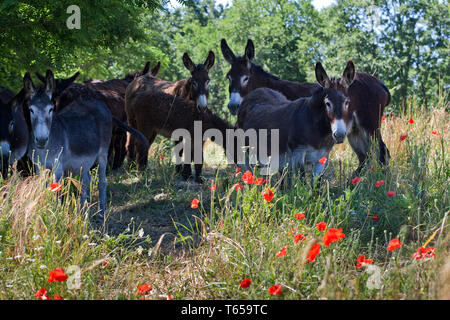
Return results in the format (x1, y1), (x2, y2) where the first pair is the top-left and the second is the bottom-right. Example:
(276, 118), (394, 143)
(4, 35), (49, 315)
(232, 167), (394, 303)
(0, 101), (448, 300)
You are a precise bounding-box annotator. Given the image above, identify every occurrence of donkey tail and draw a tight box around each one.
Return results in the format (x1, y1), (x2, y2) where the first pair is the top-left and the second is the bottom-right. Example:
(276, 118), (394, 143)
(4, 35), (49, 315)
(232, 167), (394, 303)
(112, 116), (150, 150)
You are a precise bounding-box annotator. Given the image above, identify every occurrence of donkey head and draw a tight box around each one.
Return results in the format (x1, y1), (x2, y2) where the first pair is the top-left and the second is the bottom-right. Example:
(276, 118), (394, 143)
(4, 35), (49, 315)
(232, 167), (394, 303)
(24, 70), (56, 149)
(314, 61), (355, 144)
(221, 39), (255, 115)
(0, 90), (29, 178)
(123, 60), (162, 83)
(182, 51), (215, 112)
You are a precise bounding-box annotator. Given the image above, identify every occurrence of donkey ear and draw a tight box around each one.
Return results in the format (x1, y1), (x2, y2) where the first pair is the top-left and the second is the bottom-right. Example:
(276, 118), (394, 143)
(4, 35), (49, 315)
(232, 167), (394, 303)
(23, 72), (35, 98)
(244, 39), (255, 61)
(204, 51), (215, 71)
(182, 53), (196, 73)
(35, 72), (46, 83)
(315, 62), (331, 88)
(151, 61), (161, 76)
(141, 61), (151, 75)
(45, 69), (55, 97)
(221, 38), (235, 65)
(342, 60), (356, 87)
(57, 71), (79, 95)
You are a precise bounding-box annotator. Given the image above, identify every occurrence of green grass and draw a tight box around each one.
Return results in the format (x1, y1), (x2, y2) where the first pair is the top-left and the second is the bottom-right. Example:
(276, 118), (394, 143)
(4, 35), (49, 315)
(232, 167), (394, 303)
(0, 105), (448, 300)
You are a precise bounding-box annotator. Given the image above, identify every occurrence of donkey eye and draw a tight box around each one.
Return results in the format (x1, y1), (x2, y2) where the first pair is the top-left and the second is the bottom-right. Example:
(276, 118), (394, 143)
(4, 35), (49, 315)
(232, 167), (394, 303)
(29, 108), (34, 114)
(325, 101), (332, 110)
(49, 107), (54, 113)
(8, 121), (14, 133)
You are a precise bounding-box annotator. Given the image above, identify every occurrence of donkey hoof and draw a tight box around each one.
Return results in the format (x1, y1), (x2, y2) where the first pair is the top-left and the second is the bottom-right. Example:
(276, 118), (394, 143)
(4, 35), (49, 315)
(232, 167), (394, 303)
(194, 176), (204, 184)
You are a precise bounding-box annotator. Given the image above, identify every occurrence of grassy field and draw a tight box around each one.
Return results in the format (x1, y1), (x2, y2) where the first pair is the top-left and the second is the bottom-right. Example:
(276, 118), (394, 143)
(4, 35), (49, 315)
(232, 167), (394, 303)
(0, 104), (448, 300)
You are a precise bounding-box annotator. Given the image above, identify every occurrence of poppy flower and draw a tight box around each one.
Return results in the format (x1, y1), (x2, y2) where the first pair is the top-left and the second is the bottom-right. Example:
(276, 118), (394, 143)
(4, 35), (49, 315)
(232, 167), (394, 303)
(374, 180), (385, 188)
(352, 176), (361, 185)
(294, 233), (306, 243)
(254, 178), (264, 186)
(316, 222), (327, 232)
(53, 294), (63, 300)
(137, 283), (152, 295)
(431, 131), (438, 135)
(263, 188), (274, 202)
(242, 171), (255, 184)
(294, 213), (305, 220)
(268, 284), (282, 296)
(191, 198), (200, 209)
(323, 228), (345, 246)
(234, 182), (243, 191)
(400, 134), (408, 141)
(355, 255), (373, 268)
(49, 183), (61, 193)
(387, 238), (403, 251)
(412, 246), (436, 260)
(240, 278), (251, 289)
(160, 155), (165, 159)
(209, 184), (216, 192)
(318, 157), (327, 165)
(307, 243), (321, 262)
(407, 118), (414, 124)
(371, 214), (379, 221)
(234, 167), (241, 175)
(381, 115), (386, 121)
(386, 191), (396, 197)
(35, 288), (49, 300)
(276, 245), (288, 257)
(48, 268), (68, 282)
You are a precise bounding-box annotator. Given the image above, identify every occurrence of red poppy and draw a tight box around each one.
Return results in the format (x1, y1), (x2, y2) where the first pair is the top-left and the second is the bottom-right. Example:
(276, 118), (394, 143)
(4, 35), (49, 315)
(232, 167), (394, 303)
(371, 214), (379, 221)
(160, 155), (165, 159)
(53, 294), (63, 300)
(209, 184), (216, 192)
(49, 183), (61, 193)
(352, 176), (361, 185)
(276, 245), (288, 257)
(234, 167), (241, 175)
(307, 243), (321, 262)
(318, 157), (327, 165)
(431, 130), (438, 135)
(240, 278), (252, 289)
(412, 246), (436, 260)
(268, 284), (282, 296)
(316, 221), (327, 232)
(35, 288), (49, 300)
(400, 134), (408, 141)
(381, 115), (386, 121)
(254, 178), (264, 186)
(355, 255), (373, 268)
(387, 238), (403, 251)
(374, 180), (385, 188)
(323, 228), (345, 246)
(386, 191), (396, 197)
(294, 233), (306, 243)
(137, 283), (152, 295)
(242, 171), (255, 184)
(234, 182), (243, 191)
(294, 213), (305, 220)
(48, 268), (68, 282)
(263, 188), (274, 202)
(407, 118), (414, 124)
(191, 198), (200, 209)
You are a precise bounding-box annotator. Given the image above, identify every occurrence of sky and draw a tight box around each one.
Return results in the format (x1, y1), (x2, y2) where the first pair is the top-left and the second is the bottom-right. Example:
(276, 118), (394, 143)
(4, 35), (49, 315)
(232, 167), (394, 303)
(169, 0), (336, 11)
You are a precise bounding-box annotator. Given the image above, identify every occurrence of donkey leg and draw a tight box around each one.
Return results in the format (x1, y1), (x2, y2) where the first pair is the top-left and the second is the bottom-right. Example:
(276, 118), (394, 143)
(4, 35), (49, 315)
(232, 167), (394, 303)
(174, 138), (184, 174)
(112, 130), (126, 170)
(97, 152), (108, 221)
(376, 129), (390, 166)
(80, 168), (91, 213)
(193, 142), (205, 184)
(347, 127), (370, 175)
(136, 131), (155, 171)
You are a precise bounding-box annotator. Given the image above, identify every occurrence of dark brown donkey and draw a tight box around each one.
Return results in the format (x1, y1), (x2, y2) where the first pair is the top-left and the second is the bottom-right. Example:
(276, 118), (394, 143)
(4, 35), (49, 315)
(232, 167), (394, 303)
(125, 52), (217, 178)
(222, 39), (390, 174)
(36, 61), (160, 170)
(237, 62), (355, 183)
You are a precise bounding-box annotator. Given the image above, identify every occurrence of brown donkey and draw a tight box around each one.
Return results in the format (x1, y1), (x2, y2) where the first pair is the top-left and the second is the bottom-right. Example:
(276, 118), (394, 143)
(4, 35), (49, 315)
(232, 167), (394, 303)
(125, 52), (217, 177)
(222, 39), (390, 174)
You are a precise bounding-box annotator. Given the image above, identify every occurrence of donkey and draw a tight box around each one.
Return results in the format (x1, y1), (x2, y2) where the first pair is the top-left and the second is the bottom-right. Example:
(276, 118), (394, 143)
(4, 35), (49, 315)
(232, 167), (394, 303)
(221, 39), (319, 115)
(222, 39), (390, 174)
(237, 62), (355, 183)
(23, 70), (149, 220)
(0, 88), (29, 179)
(125, 51), (216, 175)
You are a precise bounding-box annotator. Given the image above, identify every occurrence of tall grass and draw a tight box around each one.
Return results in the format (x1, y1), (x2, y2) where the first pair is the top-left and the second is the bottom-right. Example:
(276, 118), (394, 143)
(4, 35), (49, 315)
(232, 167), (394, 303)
(0, 104), (448, 300)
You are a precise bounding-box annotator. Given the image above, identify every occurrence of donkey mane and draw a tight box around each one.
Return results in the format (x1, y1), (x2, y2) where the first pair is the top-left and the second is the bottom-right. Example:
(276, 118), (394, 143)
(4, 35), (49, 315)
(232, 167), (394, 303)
(250, 62), (280, 81)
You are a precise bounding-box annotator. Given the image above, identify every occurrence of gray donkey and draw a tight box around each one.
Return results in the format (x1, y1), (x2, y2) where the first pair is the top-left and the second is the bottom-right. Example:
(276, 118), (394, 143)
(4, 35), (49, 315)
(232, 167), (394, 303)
(23, 70), (149, 220)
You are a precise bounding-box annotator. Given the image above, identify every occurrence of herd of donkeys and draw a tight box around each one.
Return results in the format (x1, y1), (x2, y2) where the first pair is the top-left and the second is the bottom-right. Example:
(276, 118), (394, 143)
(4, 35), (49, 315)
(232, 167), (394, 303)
(0, 39), (391, 220)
